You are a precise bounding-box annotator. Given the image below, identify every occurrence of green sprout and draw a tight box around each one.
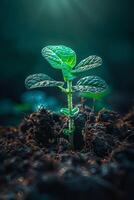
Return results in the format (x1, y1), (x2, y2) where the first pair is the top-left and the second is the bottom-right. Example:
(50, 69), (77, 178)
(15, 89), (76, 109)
(25, 45), (108, 147)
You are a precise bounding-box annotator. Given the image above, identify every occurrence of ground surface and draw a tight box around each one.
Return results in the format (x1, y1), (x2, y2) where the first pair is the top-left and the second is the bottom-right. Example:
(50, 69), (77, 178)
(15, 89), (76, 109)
(0, 106), (134, 200)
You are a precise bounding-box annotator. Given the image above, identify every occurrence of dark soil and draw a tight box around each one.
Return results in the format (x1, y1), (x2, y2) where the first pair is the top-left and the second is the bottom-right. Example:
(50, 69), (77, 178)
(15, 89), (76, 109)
(0, 106), (134, 200)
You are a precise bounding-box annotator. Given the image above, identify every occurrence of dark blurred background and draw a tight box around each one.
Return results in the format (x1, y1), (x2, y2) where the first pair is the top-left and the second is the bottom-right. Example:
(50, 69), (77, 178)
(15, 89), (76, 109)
(0, 0), (134, 125)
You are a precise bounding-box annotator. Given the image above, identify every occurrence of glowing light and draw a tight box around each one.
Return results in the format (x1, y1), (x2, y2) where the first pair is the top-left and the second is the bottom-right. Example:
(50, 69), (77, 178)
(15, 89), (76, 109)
(38, 0), (72, 16)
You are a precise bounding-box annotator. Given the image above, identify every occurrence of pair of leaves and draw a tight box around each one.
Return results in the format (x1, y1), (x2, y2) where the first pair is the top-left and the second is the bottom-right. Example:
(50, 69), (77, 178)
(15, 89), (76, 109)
(25, 75), (108, 99)
(41, 45), (102, 80)
(73, 76), (108, 98)
(25, 73), (64, 89)
(60, 107), (79, 117)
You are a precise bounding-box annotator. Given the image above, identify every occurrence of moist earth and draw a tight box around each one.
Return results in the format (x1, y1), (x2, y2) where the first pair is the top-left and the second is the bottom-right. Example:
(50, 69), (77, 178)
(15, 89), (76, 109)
(0, 106), (134, 200)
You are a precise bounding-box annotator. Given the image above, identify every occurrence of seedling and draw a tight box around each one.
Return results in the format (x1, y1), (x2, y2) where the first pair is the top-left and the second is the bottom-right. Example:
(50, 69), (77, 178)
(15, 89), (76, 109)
(25, 45), (108, 146)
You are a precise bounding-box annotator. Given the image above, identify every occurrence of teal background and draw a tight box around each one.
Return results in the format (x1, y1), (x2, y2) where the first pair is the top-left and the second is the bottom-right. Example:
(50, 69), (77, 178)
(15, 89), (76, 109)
(0, 0), (134, 123)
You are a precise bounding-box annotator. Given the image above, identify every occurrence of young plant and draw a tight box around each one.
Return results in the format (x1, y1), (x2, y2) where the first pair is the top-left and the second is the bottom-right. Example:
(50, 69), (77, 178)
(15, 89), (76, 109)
(25, 45), (107, 146)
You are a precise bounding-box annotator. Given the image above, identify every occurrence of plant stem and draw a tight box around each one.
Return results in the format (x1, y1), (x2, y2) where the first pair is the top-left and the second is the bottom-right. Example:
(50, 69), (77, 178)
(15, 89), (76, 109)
(67, 80), (74, 147)
(92, 98), (96, 112)
(81, 97), (86, 110)
(58, 86), (67, 93)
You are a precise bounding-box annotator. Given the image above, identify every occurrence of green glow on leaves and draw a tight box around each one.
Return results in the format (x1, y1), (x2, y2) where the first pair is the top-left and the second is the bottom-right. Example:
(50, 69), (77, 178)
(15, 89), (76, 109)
(25, 44), (109, 148)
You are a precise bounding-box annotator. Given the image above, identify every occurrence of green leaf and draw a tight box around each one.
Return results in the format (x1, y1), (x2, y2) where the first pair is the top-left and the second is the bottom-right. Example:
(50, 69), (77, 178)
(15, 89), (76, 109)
(80, 88), (110, 100)
(71, 107), (79, 116)
(63, 129), (70, 136)
(72, 55), (102, 74)
(25, 73), (64, 89)
(60, 108), (70, 116)
(60, 107), (79, 117)
(41, 45), (76, 70)
(63, 129), (72, 136)
(73, 76), (108, 93)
